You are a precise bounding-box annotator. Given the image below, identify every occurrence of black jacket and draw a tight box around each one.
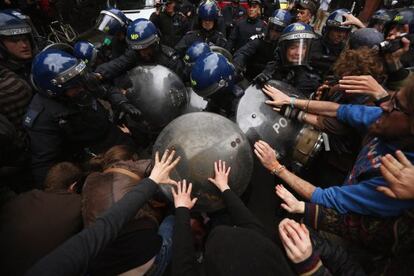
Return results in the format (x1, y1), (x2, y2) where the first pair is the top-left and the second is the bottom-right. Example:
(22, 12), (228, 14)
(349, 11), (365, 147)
(95, 45), (184, 81)
(150, 11), (190, 48)
(310, 36), (345, 77)
(172, 189), (295, 276)
(174, 29), (227, 57)
(24, 93), (132, 187)
(226, 17), (267, 53)
(262, 56), (322, 98)
(25, 178), (158, 276)
(233, 36), (277, 80)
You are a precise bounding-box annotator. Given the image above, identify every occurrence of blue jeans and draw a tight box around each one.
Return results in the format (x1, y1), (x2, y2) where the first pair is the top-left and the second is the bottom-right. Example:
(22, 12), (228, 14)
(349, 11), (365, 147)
(147, 215), (175, 276)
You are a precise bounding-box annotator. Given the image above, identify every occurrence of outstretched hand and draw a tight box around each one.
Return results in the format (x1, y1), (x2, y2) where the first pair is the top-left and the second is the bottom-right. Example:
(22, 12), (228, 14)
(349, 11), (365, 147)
(262, 84), (290, 111)
(275, 185), (305, 214)
(339, 75), (388, 100)
(254, 140), (280, 171)
(149, 149), (181, 185)
(279, 219), (313, 264)
(377, 150), (414, 200)
(172, 180), (198, 209)
(208, 160), (231, 192)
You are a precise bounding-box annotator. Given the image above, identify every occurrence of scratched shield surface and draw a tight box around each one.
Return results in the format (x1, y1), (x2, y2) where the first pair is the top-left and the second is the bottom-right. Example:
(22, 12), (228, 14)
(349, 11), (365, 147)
(153, 112), (253, 212)
(236, 80), (304, 165)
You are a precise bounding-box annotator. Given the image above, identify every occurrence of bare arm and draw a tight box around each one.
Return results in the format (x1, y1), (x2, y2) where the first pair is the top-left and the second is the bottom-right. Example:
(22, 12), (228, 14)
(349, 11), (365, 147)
(254, 140), (316, 200)
(262, 85), (340, 118)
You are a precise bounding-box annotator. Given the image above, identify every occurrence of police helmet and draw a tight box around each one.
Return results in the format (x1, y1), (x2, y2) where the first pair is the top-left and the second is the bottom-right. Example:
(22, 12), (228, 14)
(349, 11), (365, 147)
(368, 9), (396, 32)
(268, 9), (293, 33)
(31, 48), (87, 97)
(126, 18), (160, 50)
(278, 22), (316, 66)
(384, 0), (413, 8)
(190, 52), (235, 97)
(322, 9), (352, 35)
(198, 0), (220, 21)
(385, 8), (414, 36)
(184, 42), (211, 66)
(96, 8), (129, 35)
(74, 41), (98, 67)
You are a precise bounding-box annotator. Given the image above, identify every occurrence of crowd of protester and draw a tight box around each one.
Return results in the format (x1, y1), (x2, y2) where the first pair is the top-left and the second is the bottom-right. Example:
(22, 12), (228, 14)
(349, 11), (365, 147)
(1, 0), (414, 275)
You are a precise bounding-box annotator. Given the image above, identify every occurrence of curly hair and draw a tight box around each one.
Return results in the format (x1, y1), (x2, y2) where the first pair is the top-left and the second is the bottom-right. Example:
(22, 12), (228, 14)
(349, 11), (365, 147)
(333, 47), (385, 81)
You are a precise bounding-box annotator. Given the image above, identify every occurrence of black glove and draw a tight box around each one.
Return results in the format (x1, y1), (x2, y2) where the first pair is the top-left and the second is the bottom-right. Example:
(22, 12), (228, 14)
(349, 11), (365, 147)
(279, 104), (305, 122)
(120, 102), (141, 117)
(253, 72), (271, 84)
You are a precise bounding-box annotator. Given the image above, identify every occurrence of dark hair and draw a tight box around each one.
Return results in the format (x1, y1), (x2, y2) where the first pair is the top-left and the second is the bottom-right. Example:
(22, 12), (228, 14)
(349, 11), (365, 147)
(89, 145), (139, 171)
(44, 162), (83, 192)
(333, 47), (385, 81)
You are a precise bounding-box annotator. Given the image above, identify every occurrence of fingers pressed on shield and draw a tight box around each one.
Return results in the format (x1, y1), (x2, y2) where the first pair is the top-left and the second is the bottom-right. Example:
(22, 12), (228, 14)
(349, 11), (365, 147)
(396, 150), (412, 167)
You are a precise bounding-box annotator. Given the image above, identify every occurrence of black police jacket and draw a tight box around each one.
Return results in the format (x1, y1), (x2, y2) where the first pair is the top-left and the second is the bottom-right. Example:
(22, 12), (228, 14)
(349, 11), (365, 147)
(222, 5), (247, 27)
(23, 93), (131, 186)
(150, 11), (190, 48)
(95, 45), (184, 81)
(310, 36), (345, 77)
(233, 36), (277, 80)
(262, 60), (322, 98)
(174, 29), (227, 57)
(226, 17), (267, 53)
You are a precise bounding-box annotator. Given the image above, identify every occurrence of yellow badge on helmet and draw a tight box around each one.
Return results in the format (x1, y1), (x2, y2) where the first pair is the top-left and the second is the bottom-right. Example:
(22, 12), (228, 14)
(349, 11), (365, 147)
(394, 15), (404, 22)
(104, 26), (110, 32)
(184, 54), (190, 61)
(191, 79), (197, 86)
(130, 33), (140, 40)
(294, 24), (305, 31)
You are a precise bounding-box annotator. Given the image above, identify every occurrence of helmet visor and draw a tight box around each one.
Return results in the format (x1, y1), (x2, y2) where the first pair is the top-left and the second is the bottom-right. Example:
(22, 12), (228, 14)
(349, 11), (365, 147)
(127, 34), (159, 50)
(96, 12), (124, 34)
(0, 25), (31, 36)
(281, 38), (312, 66)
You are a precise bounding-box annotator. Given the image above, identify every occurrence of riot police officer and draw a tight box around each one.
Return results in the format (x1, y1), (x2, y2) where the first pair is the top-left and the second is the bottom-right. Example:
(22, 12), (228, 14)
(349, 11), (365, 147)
(95, 8), (130, 60)
(150, 0), (190, 48)
(0, 11), (35, 191)
(95, 18), (184, 82)
(175, 0), (227, 56)
(222, 0), (247, 37)
(255, 22), (321, 97)
(190, 52), (243, 117)
(233, 9), (292, 80)
(226, 0), (267, 53)
(294, 0), (317, 25)
(310, 9), (352, 77)
(25, 48), (135, 186)
(368, 9), (396, 33)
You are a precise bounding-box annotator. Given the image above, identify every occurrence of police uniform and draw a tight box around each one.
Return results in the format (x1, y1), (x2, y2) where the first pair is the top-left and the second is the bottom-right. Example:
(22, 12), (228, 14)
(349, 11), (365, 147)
(233, 35), (277, 80)
(150, 11), (190, 48)
(226, 17), (267, 52)
(24, 93), (133, 186)
(96, 45), (184, 81)
(310, 35), (345, 77)
(222, 4), (247, 36)
(262, 60), (322, 97)
(175, 29), (227, 57)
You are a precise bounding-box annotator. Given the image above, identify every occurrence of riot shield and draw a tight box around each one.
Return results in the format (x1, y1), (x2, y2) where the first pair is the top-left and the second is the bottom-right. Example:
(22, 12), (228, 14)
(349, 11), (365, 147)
(236, 80), (323, 169)
(126, 65), (189, 132)
(153, 112), (253, 212)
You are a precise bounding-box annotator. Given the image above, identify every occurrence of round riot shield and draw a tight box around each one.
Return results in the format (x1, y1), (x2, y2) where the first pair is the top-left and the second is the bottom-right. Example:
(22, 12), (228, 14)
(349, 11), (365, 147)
(153, 112), (253, 212)
(126, 65), (188, 132)
(236, 80), (305, 166)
